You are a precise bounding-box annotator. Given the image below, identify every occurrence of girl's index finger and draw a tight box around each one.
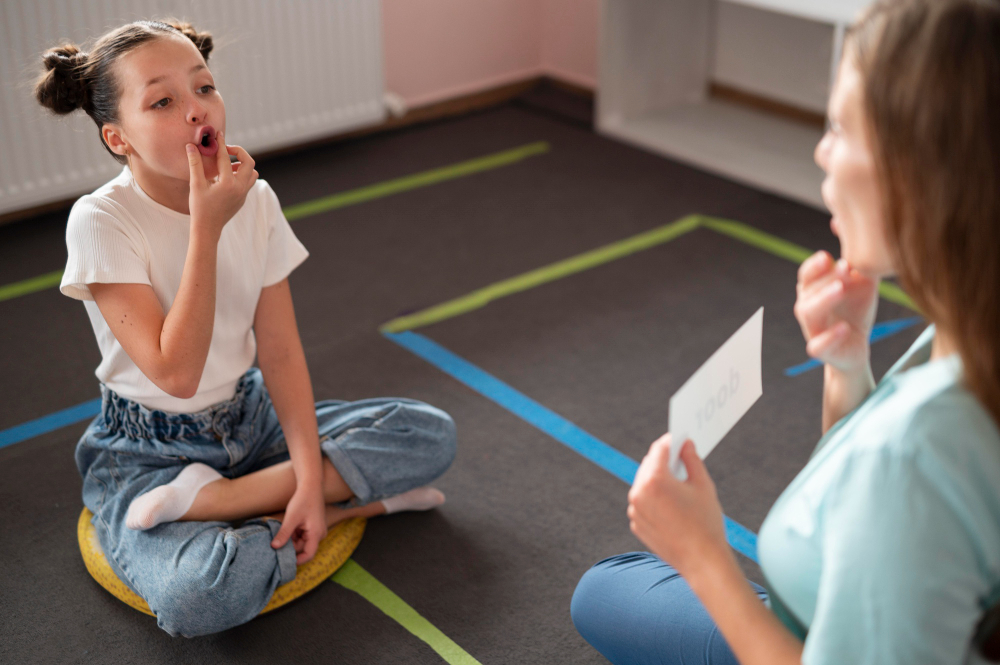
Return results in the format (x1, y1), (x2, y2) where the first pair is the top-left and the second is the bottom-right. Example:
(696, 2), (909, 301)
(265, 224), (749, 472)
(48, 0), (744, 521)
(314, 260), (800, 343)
(185, 143), (208, 190)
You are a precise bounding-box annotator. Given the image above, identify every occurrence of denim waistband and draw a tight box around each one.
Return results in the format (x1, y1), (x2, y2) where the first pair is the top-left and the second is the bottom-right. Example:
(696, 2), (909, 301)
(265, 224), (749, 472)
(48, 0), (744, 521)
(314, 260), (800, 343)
(99, 370), (257, 441)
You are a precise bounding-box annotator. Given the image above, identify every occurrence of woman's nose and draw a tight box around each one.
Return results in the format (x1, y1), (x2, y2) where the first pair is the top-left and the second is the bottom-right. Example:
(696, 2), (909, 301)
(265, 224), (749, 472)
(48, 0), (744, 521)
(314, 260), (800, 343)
(814, 132), (832, 171)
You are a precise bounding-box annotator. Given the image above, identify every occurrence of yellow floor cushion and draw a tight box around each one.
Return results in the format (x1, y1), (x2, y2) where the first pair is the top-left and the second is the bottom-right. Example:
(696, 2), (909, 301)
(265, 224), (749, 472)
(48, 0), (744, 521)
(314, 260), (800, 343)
(77, 507), (365, 616)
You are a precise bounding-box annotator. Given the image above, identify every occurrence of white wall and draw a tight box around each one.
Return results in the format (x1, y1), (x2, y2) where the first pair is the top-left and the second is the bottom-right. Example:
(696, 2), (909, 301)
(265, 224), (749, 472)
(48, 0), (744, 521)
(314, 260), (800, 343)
(711, 1), (835, 114)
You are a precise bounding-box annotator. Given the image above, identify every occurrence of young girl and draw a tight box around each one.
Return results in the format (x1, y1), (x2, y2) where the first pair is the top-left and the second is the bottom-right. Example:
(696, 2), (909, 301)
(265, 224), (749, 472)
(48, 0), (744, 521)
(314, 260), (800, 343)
(36, 19), (456, 638)
(572, 0), (1000, 663)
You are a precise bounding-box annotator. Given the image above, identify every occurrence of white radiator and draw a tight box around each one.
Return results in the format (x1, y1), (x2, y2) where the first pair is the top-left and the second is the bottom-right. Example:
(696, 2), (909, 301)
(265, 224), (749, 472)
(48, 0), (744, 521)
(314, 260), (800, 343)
(0, 0), (386, 217)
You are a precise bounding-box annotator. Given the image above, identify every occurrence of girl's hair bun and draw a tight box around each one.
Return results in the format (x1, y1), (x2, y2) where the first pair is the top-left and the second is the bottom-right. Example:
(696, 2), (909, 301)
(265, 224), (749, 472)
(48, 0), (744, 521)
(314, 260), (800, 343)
(35, 43), (90, 114)
(165, 20), (214, 61)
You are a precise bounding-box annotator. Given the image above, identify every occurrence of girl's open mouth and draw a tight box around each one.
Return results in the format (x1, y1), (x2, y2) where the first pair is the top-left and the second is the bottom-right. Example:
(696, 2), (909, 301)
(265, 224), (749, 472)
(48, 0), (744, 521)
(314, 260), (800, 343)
(195, 126), (218, 157)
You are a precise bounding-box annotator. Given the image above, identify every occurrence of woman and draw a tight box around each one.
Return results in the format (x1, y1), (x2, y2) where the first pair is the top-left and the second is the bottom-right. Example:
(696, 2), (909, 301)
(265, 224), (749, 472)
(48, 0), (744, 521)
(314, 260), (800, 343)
(571, 0), (1000, 662)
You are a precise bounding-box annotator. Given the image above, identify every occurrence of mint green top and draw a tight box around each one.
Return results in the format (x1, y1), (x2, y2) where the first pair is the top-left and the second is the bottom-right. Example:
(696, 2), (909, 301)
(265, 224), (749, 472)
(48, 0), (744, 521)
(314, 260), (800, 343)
(758, 325), (1000, 664)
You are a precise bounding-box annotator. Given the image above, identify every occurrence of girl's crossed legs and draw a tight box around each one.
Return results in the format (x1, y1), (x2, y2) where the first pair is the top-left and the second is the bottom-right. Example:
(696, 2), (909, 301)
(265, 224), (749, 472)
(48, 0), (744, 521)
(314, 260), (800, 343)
(127, 458), (444, 529)
(185, 457), (389, 524)
(124, 381), (458, 533)
(128, 452), (447, 532)
(80, 371), (457, 636)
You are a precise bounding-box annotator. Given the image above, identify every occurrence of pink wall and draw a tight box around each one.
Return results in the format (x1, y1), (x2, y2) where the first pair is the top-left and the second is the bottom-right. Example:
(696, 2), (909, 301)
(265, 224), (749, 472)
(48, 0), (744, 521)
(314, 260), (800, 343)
(382, 0), (598, 108)
(540, 0), (600, 89)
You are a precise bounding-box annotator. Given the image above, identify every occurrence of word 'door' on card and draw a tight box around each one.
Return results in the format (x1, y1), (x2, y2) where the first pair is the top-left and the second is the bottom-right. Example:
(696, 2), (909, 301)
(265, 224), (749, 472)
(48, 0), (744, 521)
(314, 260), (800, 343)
(668, 307), (763, 479)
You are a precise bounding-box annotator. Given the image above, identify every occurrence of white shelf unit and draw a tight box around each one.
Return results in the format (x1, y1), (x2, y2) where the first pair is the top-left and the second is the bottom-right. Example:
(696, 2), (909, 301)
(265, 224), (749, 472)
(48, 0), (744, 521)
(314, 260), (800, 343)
(598, 0), (871, 210)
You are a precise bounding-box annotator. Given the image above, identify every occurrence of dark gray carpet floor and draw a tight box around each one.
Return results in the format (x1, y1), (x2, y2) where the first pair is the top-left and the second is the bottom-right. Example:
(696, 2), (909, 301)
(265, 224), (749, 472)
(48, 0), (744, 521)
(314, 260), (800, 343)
(0, 87), (922, 664)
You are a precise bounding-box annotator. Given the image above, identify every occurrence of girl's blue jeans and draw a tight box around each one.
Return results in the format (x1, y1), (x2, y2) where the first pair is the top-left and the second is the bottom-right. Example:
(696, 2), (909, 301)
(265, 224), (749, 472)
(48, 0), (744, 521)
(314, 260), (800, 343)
(571, 552), (769, 665)
(76, 367), (456, 637)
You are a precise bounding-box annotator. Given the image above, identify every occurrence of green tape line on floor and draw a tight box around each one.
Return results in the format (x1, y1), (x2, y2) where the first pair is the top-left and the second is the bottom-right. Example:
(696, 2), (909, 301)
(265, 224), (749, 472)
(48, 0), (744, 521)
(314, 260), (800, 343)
(380, 214), (702, 332)
(700, 215), (918, 312)
(0, 142), (552, 303)
(699, 216), (813, 264)
(0, 270), (63, 303)
(382, 213), (917, 333)
(332, 559), (482, 665)
(283, 141), (551, 221)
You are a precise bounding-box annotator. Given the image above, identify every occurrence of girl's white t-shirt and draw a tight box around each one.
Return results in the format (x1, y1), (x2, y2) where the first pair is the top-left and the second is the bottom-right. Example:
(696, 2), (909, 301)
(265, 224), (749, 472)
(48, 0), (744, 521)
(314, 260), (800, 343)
(60, 166), (309, 414)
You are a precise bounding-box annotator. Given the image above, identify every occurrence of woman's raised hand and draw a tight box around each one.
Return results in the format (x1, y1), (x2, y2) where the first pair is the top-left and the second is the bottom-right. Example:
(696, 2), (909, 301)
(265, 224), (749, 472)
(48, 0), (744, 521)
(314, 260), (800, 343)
(793, 250), (879, 374)
(185, 131), (259, 238)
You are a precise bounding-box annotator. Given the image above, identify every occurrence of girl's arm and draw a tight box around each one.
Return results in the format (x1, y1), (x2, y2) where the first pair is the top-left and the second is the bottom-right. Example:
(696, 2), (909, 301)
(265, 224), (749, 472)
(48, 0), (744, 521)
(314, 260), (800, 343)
(90, 139), (258, 398)
(90, 232), (218, 398)
(253, 277), (327, 563)
(87, 139), (257, 399)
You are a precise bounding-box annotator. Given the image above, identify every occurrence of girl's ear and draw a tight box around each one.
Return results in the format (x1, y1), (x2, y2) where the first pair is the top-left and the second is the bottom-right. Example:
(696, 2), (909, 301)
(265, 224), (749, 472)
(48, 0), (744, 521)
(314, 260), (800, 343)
(102, 124), (128, 157)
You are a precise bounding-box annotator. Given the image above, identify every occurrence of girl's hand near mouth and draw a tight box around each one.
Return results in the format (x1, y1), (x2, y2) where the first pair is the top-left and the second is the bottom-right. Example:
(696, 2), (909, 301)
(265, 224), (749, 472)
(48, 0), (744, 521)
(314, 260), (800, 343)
(185, 131), (258, 239)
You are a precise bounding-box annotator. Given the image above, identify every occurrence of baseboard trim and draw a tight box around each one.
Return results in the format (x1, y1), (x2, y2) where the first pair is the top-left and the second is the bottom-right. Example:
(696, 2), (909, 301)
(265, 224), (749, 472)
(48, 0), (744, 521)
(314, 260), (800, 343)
(709, 82), (826, 129)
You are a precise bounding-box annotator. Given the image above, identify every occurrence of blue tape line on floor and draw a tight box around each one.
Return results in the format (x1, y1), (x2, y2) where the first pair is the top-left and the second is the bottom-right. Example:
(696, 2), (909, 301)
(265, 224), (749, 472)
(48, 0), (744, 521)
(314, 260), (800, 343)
(0, 398), (101, 450)
(385, 330), (759, 563)
(785, 317), (924, 377)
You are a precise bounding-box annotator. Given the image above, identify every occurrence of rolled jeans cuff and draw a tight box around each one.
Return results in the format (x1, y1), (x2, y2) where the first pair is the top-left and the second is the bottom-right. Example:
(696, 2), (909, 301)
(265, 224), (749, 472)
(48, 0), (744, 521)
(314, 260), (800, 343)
(262, 518), (298, 586)
(321, 438), (375, 505)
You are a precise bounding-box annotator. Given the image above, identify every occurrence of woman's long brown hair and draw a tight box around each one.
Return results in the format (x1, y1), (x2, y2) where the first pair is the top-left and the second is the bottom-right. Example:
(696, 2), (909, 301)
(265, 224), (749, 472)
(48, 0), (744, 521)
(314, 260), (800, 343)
(848, 0), (1000, 427)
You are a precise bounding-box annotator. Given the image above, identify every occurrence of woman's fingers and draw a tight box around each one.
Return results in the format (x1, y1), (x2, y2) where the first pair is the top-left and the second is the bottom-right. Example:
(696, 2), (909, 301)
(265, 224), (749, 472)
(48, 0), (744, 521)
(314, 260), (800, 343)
(630, 433), (671, 499)
(805, 321), (850, 359)
(796, 257), (839, 308)
(678, 439), (708, 485)
(794, 276), (844, 337)
(798, 250), (833, 288)
(810, 278), (844, 311)
(649, 433), (672, 464)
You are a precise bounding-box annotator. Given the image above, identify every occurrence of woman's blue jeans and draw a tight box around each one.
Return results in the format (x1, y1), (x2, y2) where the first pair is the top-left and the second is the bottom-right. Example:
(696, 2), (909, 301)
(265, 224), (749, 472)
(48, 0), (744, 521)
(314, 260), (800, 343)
(571, 552), (769, 665)
(76, 367), (456, 637)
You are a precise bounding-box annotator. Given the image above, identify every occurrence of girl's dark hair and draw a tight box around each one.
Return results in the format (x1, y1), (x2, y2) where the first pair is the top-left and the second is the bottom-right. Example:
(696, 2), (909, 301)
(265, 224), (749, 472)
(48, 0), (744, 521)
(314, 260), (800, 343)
(34, 20), (213, 164)
(846, 0), (1000, 429)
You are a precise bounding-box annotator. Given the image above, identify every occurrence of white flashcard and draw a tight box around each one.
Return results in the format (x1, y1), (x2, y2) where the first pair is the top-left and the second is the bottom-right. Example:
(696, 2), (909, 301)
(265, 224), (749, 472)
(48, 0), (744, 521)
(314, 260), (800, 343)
(668, 307), (763, 480)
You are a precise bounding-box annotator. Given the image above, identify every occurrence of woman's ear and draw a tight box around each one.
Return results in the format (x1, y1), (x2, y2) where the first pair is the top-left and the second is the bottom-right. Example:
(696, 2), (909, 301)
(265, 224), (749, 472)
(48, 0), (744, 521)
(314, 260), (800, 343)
(102, 124), (128, 157)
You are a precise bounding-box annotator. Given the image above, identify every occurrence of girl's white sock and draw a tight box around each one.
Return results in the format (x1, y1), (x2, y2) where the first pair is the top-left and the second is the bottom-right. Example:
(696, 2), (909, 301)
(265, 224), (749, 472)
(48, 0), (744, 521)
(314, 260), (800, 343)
(125, 463), (222, 530)
(380, 487), (445, 515)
